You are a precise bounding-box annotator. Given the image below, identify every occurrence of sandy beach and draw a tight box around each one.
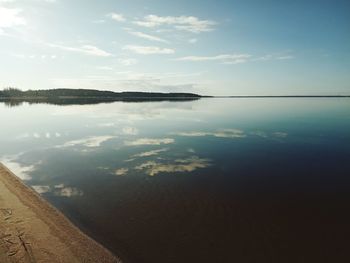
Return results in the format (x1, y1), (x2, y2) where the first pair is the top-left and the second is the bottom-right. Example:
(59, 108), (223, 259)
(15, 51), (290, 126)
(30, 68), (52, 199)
(0, 163), (121, 263)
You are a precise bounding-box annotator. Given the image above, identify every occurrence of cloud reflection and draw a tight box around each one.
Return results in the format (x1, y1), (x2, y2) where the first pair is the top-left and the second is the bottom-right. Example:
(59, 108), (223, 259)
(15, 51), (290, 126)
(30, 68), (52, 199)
(273, 132), (288, 138)
(54, 184), (84, 197)
(32, 185), (51, 194)
(174, 128), (246, 138)
(115, 168), (129, 176)
(132, 148), (168, 158)
(134, 156), (211, 176)
(251, 131), (288, 139)
(31, 183), (83, 197)
(125, 138), (174, 146)
(59, 135), (116, 148)
(1, 156), (37, 180)
(122, 127), (139, 135)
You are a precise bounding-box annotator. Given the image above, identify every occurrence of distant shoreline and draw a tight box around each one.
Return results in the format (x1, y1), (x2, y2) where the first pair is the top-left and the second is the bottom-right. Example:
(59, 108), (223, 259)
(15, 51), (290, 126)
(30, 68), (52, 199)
(1, 88), (348, 100)
(0, 88), (349, 107)
(216, 95), (350, 98)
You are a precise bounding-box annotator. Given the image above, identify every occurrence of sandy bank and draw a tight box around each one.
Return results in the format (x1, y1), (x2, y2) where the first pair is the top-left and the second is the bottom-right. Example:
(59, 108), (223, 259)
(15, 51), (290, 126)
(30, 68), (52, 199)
(0, 163), (121, 263)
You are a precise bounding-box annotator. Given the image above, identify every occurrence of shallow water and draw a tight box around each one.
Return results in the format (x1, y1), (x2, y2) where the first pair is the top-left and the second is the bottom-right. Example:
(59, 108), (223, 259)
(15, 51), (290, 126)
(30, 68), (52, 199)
(1, 98), (349, 263)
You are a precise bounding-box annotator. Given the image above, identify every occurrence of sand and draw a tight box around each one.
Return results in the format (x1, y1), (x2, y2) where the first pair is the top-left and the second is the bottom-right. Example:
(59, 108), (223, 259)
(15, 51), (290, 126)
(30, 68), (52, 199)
(0, 163), (121, 263)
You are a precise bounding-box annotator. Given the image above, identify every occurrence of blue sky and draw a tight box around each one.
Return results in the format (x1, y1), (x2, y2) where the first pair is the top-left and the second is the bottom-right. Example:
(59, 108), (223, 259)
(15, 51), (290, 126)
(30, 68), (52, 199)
(0, 0), (349, 95)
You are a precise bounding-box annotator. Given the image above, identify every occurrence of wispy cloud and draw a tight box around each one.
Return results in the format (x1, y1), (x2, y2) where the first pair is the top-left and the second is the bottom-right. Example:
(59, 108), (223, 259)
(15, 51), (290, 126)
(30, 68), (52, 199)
(123, 45), (175, 55)
(134, 15), (217, 33)
(276, 55), (294, 60)
(129, 31), (169, 43)
(125, 138), (174, 146)
(175, 54), (251, 64)
(49, 44), (112, 57)
(0, 6), (26, 33)
(118, 58), (138, 66)
(108, 12), (126, 22)
(176, 52), (295, 65)
(253, 52), (295, 61)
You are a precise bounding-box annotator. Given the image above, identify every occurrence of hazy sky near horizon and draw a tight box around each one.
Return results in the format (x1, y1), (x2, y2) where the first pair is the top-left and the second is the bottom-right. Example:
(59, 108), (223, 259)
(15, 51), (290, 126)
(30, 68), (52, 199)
(0, 0), (349, 95)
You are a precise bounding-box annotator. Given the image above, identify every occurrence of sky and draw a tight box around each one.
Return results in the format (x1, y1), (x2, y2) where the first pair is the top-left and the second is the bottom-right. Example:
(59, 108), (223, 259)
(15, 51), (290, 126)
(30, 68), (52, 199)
(0, 0), (349, 96)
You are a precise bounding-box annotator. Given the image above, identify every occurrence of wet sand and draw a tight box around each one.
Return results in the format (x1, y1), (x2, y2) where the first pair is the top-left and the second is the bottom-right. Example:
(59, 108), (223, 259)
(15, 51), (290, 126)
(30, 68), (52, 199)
(0, 163), (121, 263)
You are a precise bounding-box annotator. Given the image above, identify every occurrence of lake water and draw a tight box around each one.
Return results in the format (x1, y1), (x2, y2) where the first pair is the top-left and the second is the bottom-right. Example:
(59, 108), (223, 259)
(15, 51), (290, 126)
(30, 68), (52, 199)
(0, 98), (349, 263)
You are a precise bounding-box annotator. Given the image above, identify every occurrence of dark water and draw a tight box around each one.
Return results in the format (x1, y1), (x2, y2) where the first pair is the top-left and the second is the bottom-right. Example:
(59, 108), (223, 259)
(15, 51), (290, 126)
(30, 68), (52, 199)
(0, 98), (349, 263)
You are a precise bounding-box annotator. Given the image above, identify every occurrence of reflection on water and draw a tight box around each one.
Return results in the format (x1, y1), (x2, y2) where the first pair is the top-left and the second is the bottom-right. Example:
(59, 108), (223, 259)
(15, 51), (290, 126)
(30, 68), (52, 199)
(0, 97), (200, 107)
(0, 98), (350, 263)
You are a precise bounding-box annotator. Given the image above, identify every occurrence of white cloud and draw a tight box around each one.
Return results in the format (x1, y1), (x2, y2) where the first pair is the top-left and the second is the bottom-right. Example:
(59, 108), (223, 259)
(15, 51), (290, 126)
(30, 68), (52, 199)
(59, 135), (115, 148)
(125, 138), (174, 146)
(115, 168), (128, 176)
(254, 52), (295, 62)
(123, 45), (175, 55)
(175, 54), (251, 64)
(135, 156), (211, 176)
(49, 44), (112, 57)
(0, 6), (26, 31)
(222, 59), (250, 65)
(108, 12), (126, 22)
(188, 38), (198, 44)
(176, 52), (294, 65)
(118, 58), (138, 66)
(129, 31), (169, 43)
(134, 15), (216, 33)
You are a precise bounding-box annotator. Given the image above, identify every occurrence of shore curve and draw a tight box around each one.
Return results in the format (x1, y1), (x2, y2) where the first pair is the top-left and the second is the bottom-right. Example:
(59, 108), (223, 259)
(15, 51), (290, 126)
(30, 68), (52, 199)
(0, 162), (122, 263)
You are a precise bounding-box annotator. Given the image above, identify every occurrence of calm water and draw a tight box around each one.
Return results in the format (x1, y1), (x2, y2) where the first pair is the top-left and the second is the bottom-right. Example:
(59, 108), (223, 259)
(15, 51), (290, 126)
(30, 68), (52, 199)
(1, 98), (349, 263)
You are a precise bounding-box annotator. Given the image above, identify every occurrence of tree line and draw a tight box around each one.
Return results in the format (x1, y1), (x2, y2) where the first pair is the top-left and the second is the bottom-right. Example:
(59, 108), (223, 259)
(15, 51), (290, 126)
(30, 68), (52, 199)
(0, 88), (201, 98)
